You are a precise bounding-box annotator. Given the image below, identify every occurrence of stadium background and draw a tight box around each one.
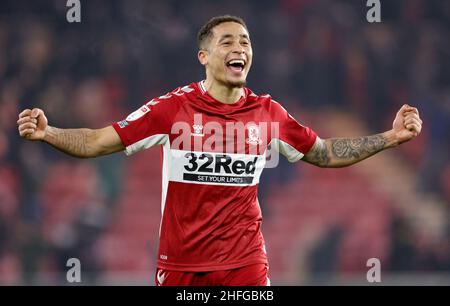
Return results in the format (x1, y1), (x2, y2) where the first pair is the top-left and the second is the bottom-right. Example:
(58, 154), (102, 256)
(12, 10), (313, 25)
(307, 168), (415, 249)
(0, 0), (449, 285)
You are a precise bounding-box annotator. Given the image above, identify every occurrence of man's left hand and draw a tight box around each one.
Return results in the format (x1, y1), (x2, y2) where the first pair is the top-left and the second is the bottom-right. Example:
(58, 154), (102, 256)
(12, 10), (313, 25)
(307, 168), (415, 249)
(392, 104), (422, 144)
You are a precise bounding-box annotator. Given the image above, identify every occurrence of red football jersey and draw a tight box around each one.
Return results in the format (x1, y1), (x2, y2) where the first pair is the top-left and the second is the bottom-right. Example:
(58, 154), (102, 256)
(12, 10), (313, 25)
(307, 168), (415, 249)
(112, 81), (317, 272)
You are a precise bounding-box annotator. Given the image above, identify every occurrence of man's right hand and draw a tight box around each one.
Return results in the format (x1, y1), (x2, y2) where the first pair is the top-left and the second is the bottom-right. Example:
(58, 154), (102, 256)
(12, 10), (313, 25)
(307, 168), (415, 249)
(17, 108), (48, 141)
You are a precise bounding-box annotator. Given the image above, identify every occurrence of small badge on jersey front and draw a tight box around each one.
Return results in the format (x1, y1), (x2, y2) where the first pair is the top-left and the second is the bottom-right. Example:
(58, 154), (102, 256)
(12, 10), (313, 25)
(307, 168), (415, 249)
(191, 124), (204, 137)
(246, 124), (262, 145)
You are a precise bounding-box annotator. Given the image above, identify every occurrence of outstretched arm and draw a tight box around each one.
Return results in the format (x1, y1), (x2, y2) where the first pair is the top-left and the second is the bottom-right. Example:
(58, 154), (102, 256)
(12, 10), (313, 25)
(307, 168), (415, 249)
(17, 108), (124, 158)
(302, 104), (422, 168)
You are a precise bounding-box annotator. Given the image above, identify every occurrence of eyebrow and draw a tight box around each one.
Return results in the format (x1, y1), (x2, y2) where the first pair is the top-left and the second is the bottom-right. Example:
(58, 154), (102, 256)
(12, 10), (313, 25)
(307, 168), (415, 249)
(217, 34), (250, 43)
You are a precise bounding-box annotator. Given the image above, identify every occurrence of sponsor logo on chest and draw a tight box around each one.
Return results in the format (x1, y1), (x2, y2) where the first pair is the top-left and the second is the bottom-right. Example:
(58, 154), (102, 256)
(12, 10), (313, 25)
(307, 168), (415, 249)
(168, 150), (265, 186)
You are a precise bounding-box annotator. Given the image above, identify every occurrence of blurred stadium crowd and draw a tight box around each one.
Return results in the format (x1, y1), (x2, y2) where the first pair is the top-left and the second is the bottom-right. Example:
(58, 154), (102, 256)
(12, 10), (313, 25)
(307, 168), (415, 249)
(0, 0), (449, 284)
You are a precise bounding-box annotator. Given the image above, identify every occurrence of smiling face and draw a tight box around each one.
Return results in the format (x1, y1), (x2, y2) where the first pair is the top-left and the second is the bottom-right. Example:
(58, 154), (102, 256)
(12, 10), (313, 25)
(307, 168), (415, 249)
(198, 22), (253, 88)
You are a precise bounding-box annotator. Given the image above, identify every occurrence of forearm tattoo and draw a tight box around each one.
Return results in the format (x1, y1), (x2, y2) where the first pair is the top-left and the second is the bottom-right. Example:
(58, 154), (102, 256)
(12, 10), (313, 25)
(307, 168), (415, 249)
(304, 134), (387, 167)
(45, 127), (93, 158)
(331, 134), (387, 160)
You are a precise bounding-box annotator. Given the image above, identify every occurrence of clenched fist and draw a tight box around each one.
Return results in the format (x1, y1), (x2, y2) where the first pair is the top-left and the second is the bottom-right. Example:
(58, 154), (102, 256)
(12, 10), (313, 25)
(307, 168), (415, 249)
(17, 108), (48, 141)
(392, 104), (422, 144)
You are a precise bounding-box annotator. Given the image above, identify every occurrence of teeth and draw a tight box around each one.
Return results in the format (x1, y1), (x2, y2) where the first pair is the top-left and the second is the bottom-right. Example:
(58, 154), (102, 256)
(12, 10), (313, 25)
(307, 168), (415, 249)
(228, 60), (245, 66)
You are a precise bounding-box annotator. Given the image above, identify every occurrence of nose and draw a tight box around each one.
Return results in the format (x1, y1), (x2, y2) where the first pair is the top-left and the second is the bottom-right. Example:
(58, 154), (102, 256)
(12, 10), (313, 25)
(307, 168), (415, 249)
(232, 48), (245, 55)
(231, 41), (246, 54)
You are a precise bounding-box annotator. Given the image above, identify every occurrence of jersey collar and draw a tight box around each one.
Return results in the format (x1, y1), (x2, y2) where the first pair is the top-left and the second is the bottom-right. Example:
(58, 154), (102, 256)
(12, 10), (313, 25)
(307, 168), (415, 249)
(197, 80), (248, 101)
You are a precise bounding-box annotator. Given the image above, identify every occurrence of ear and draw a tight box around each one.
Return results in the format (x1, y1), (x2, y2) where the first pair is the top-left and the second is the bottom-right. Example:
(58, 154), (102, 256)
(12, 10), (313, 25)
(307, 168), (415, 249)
(198, 49), (208, 66)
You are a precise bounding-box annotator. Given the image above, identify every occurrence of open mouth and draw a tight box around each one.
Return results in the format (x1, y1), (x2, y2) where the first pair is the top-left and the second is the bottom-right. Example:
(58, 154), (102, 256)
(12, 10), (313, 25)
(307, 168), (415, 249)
(226, 59), (245, 73)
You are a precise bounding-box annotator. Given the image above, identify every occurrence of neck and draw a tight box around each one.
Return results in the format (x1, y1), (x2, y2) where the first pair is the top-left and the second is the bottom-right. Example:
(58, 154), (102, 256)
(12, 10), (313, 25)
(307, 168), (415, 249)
(203, 78), (244, 104)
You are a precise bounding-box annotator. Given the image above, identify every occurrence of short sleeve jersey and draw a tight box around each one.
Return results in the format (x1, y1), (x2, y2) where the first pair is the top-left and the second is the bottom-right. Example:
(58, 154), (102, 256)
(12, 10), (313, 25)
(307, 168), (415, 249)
(112, 81), (317, 271)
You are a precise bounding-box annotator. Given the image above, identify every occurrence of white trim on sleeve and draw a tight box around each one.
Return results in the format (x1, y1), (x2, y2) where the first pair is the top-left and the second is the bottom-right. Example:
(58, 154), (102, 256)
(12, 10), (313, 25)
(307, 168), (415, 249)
(124, 134), (169, 156)
(269, 138), (305, 163)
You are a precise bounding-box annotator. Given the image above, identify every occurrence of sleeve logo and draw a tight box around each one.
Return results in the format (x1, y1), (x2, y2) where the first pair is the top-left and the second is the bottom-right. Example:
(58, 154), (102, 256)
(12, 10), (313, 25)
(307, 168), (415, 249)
(117, 120), (129, 128)
(126, 105), (150, 121)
